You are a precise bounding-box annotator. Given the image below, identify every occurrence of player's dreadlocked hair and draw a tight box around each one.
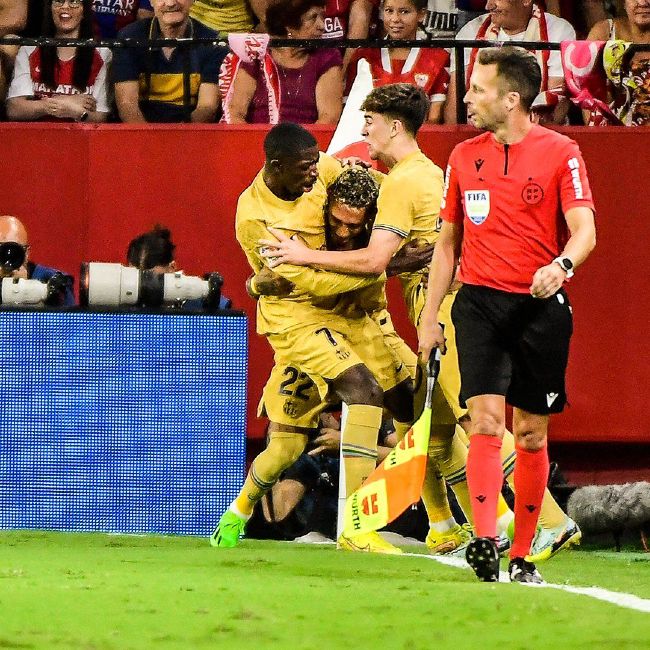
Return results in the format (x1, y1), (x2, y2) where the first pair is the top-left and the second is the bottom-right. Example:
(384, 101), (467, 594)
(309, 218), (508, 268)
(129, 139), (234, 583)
(325, 167), (379, 248)
(361, 83), (429, 136)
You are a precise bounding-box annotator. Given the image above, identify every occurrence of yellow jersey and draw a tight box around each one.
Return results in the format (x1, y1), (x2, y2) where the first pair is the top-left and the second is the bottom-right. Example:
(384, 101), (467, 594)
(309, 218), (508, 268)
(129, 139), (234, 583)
(373, 149), (444, 323)
(190, 0), (254, 34)
(235, 153), (380, 335)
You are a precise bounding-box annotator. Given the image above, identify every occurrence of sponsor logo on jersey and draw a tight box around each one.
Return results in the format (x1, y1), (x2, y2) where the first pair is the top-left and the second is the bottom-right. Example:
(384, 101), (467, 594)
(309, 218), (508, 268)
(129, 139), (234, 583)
(464, 190), (490, 225)
(323, 16), (344, 38)
(567, 157), (584, 199)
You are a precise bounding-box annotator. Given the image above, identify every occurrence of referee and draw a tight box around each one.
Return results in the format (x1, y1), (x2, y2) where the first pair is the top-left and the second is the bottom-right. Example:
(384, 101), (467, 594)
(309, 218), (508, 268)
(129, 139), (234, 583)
(418, 46), (596, 584)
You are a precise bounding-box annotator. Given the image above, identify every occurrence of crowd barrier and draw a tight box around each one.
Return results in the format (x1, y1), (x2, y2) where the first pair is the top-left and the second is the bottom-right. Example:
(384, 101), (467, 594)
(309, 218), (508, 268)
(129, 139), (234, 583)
(0, 308), (247, 535)
(0, 123), (648, 445)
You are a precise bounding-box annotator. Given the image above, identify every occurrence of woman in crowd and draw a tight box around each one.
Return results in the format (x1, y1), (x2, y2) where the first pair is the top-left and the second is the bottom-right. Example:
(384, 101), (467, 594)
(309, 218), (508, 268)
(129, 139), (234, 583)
(587, 0), (650, 125)
(6, 0), (110, 122)
(223, 0), (342, 124)
(346, 0), (449, 123)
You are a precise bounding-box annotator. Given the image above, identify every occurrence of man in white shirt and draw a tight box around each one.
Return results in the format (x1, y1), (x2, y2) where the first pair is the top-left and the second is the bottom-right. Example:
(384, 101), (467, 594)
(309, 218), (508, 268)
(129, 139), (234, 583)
(444, 0), (576, 124)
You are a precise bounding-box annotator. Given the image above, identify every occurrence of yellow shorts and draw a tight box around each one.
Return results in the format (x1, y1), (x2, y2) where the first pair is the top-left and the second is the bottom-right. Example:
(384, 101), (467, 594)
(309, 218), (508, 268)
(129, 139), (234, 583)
(411, 288), (467, 422)
(258, 362), (330, 431)
(374, 307), (456, 426)
(262, 313), (410, 429)
(268, 313), (409, 394)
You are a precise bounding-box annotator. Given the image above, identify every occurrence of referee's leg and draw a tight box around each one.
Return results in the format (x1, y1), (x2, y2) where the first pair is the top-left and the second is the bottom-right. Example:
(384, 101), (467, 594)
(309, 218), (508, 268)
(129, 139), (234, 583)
(464, 393), (507, 540)
(509, 408), (550, 560)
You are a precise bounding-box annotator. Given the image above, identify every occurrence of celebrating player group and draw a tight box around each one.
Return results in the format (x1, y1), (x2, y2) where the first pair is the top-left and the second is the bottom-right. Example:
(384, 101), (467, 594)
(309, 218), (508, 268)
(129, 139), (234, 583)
(211, 46), (596, 585)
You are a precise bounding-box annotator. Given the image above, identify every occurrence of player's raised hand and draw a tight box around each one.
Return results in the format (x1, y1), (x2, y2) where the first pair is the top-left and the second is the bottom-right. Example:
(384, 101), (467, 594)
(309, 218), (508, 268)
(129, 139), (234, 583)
(259, 227), (313, 267)
(417, 321), (446, 362)
(530, 263), (566, 299)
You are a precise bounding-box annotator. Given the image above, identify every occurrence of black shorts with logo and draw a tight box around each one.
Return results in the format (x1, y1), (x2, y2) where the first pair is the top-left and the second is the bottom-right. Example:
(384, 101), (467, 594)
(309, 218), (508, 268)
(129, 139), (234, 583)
(451, 284), (573, 415)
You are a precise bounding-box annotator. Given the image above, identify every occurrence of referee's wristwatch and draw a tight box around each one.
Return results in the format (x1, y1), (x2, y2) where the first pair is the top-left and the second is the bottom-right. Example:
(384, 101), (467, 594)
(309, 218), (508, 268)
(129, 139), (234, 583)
(553, 256), (574, 279)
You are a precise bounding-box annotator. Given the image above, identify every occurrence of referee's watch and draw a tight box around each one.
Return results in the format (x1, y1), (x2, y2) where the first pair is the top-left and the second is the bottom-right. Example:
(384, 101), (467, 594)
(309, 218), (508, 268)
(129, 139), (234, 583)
(553, 256), (574, 278)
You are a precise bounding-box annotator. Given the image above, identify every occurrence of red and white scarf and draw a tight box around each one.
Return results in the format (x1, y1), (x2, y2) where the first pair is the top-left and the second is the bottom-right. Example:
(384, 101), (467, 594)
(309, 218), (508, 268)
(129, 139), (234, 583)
(220, 33), (281, 124)
(466, 3), (551, 92)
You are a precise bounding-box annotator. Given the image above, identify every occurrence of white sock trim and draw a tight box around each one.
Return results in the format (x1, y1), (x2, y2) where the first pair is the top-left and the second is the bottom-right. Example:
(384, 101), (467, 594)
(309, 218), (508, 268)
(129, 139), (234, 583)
(229, 503), (252, 521)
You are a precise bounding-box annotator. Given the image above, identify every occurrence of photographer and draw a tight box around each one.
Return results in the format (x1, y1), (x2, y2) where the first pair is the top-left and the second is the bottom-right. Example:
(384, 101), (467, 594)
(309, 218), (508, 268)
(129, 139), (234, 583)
(127, 225), (231, 309)
(0, 215), (75, 306)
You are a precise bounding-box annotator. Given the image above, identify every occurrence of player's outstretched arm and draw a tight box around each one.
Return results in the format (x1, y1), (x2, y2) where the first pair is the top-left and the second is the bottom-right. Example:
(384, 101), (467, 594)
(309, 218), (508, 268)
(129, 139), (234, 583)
(260, 227), (401, 275)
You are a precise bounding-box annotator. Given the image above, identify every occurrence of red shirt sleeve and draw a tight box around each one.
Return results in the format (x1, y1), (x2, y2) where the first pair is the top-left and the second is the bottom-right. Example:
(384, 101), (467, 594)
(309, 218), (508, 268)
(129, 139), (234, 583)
(440, 150), (463, 224)
(558, 140), (595, 214)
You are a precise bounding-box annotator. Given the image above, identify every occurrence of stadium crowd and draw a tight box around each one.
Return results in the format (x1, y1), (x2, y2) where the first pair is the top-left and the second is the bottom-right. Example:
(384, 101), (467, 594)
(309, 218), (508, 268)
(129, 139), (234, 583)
(0, 0), (648, 125)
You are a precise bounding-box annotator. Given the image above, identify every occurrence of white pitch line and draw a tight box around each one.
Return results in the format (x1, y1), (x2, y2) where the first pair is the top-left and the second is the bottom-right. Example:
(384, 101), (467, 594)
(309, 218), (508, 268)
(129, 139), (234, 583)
(402, 552), (650, 614)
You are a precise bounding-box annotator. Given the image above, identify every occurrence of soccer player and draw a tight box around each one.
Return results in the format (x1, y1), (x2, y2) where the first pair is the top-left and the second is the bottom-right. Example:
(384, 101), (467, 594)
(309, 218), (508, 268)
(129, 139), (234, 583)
(212, 122), (413, 554)
(259, 84), (486, 553)
(418, 47), (596, 583)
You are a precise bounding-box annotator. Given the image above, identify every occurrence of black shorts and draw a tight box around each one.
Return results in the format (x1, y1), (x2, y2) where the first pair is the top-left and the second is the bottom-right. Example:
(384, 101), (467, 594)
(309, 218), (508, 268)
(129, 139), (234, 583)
(451, 284), (573, 415)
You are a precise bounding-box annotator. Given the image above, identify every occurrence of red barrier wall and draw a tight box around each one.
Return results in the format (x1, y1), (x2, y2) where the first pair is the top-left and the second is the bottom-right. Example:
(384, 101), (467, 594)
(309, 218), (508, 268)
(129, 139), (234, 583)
(1, 123), (647, 443)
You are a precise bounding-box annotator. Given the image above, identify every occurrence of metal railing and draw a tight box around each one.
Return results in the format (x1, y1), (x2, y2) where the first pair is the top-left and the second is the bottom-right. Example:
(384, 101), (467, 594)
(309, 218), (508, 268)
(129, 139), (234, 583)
(3, 35), (646, 124)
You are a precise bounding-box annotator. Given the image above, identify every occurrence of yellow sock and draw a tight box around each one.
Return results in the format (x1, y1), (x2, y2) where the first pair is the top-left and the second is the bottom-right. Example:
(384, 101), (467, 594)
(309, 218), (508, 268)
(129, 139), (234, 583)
(422, 456), (454, 524)
(341, 404), (382, 497)
(437, 427), (473, 524)
(501, 429), (566, 528)
(233, 431), (307, 516)
(392, 419), (411, 442)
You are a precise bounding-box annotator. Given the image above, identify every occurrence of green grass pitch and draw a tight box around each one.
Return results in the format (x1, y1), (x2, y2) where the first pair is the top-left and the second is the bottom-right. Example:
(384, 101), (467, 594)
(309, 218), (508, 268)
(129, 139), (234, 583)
(1, 531), (648, 649)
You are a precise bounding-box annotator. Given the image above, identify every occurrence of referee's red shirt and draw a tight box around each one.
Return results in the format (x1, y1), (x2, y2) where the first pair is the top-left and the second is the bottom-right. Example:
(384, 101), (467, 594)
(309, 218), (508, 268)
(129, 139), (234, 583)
(441, 124), (595, 294)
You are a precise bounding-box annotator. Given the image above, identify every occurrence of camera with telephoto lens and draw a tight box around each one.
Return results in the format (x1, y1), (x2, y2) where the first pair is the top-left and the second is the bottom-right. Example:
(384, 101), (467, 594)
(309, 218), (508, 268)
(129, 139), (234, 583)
(0, 241), (70, 306)
(79, 262), (224, 310)
(0, 241), (27, 272)
(0, 273), (71, 306)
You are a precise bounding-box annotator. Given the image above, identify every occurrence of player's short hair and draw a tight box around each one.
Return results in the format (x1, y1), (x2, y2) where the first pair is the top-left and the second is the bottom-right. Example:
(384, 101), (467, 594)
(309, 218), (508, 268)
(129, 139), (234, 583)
(264, 122), (318, 161)
(265, 0), (326, 36)
(327, 168), (379, 211)
(360, 83), (429, 136)
(477, 46), (542, 112)
(325, 168), (378, 247)
(127, 225), (175, 270)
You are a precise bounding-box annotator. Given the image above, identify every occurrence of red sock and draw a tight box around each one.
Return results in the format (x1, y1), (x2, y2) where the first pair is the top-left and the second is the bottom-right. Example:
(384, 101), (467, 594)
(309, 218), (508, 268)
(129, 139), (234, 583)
(466, 434), (503, 539)
(511, 444), (550, 559)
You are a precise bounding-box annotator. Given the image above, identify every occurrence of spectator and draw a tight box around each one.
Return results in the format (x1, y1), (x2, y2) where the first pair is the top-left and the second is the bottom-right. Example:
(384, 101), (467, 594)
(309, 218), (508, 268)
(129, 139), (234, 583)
(422, 0), (457, 36)
(127, 225), (232, 308)
(587, 0), (650, 126)
(322, 0), (378, 41)
(223, 0), (342, 124)
(189, 0), (266, 35)
(0, 215), (75, 306)
(0, 0), (28, 35)
(444, 0), (576, 125)
(112, 0), (227, 123)
(346, 0), (450, 123)
(456, 0), (484, 30)
(92, 0), (153, 39)
(588, 0), (650, 40)
(6, 0), (111, 122)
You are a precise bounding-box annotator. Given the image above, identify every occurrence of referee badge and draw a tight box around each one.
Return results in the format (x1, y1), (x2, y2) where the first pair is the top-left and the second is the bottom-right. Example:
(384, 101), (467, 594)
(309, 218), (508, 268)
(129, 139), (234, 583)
(464, 190), (490, 225)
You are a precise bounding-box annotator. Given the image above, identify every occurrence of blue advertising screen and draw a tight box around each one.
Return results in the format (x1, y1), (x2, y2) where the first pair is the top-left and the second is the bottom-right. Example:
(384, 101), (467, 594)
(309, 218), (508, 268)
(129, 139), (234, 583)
(0, 310), (247, 536)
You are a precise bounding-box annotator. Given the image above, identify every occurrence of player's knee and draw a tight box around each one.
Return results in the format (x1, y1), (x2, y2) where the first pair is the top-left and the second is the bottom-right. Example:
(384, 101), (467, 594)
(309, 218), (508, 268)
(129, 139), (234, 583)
(333, 364), (383, 406)
(383, 380), (414, 423)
